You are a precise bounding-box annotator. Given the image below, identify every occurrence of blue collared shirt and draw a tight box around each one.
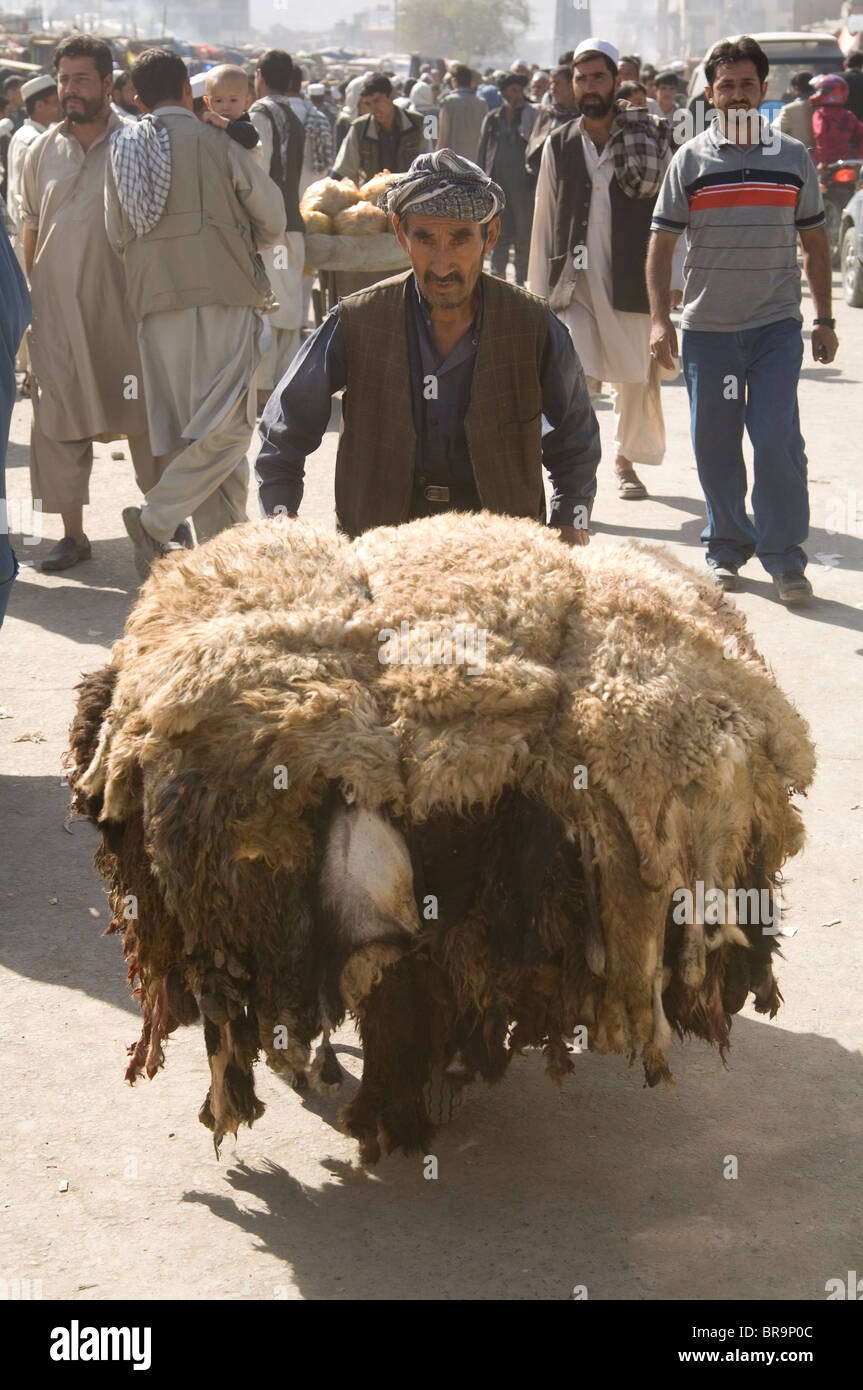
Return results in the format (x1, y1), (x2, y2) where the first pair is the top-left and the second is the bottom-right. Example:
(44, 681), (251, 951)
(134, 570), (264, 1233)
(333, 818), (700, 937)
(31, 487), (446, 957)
(256, 274), (600, 526)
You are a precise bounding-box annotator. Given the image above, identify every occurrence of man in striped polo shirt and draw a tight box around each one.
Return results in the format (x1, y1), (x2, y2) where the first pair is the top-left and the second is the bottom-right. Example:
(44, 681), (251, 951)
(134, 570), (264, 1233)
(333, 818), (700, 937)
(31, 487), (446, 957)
(646, 34), (836, 604)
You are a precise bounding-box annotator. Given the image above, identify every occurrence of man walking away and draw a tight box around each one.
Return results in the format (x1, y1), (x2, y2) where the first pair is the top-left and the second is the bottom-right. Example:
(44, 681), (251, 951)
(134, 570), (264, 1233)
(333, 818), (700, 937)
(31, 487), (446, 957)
(106, 47), (286, 576)
(775, 71), (814, 151)
(436, 64), (487, 161)
(648, 34), (836, 604)
(248, 50), (306, 412)
(19, 34), (157, 573)
(477, 71), (537, 285)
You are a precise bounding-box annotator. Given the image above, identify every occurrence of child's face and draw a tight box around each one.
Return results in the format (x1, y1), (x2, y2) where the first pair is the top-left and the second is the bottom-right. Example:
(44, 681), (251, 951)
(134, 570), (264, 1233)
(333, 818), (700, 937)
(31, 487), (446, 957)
(207, 80), (247, 119)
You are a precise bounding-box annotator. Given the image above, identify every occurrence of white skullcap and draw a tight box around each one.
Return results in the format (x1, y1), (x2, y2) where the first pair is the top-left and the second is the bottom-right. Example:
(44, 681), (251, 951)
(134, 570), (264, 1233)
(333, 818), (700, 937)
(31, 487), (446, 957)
(572, 38), (621, 68)
(21, 74), (57, 101)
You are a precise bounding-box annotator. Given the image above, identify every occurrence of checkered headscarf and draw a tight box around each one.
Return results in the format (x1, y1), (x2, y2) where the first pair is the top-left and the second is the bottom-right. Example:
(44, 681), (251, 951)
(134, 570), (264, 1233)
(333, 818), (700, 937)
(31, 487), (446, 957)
(109, 114), (172, 236)
(378, 149), (506, 223)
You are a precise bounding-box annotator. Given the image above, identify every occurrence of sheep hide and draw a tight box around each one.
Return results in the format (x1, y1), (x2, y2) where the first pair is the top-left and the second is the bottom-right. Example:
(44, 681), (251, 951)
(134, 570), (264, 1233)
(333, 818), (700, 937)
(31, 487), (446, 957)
(67, 513), (815, 1164)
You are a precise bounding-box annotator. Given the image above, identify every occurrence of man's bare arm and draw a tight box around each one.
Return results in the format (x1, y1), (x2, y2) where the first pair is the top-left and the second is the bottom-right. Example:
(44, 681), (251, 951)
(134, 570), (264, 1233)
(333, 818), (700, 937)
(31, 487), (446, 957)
(799, 225), (838, 363)
(647, 229), (679, 369)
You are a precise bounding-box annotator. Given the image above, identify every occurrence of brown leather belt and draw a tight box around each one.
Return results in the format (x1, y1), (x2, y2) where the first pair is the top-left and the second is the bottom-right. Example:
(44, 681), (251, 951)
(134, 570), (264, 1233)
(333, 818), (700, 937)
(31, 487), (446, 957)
(420, 484), (450, 502)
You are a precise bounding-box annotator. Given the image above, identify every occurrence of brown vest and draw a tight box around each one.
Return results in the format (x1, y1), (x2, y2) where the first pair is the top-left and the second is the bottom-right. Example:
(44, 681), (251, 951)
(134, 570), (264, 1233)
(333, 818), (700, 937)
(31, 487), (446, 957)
(336, 270), (549, 537)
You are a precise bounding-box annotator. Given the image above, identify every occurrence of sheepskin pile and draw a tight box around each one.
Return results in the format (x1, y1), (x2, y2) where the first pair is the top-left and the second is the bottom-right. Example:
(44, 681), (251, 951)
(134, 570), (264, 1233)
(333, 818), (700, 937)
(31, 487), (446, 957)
(68, 513), (815, 1164)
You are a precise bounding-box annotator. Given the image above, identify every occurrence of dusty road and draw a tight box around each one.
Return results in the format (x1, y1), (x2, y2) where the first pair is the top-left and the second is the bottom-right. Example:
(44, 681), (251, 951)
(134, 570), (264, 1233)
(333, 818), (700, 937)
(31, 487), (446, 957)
(2, 276), (861, 1302)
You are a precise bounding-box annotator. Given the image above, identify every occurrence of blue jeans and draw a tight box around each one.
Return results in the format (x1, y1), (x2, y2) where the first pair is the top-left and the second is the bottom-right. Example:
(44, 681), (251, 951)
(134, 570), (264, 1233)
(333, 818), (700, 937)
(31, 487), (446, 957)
(681, 316), (809, 576)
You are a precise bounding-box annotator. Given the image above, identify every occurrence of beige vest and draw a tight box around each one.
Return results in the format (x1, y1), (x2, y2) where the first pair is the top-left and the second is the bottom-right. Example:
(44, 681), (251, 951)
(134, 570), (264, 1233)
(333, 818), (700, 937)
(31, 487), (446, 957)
(336, 271), (549, 537)
(112, 112), (270, 321)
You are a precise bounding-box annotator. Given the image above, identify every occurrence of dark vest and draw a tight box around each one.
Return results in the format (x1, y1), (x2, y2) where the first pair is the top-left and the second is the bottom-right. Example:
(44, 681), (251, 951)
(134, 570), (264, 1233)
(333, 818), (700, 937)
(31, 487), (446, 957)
(249, 97), (305, 234)
(335, 271), (549, 538)
(546, 118), (657, 314)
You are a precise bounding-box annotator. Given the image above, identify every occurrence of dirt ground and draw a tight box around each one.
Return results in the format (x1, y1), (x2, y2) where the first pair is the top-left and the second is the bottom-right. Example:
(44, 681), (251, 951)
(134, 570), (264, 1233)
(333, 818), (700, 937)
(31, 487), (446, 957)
(2, 275), (861, 1301)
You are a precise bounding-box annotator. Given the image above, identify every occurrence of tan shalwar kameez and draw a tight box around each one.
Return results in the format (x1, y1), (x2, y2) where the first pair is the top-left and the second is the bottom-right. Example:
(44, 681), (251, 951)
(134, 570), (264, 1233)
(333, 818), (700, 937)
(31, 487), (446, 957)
(104, 110), (286, 543)
(19, 114), (157, 512)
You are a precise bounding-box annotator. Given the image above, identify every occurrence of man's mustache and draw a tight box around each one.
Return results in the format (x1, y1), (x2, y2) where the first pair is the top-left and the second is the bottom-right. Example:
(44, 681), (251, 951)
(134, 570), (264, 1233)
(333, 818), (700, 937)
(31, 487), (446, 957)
(425, 272), (464, 284)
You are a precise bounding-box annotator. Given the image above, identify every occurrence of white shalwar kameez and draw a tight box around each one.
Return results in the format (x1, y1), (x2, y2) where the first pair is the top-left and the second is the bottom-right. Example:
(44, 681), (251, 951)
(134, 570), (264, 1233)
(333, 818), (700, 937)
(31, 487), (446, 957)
(249, 104), (306, 391)
(529, 133), (666, 467)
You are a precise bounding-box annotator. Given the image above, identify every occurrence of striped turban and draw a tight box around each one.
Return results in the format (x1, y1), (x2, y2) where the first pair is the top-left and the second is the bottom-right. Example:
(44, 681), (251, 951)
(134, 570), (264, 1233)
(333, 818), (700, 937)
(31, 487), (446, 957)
(378, 149), (506, 224)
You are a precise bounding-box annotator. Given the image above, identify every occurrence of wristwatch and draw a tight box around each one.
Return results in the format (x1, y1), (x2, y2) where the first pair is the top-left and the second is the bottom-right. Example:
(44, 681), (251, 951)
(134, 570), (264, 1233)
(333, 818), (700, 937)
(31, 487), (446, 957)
(813, 317), (836, 329)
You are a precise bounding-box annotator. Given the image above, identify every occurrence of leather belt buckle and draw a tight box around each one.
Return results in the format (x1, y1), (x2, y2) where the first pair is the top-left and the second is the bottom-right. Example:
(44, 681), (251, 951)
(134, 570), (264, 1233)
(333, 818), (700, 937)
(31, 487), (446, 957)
(423, 484), (450, 502)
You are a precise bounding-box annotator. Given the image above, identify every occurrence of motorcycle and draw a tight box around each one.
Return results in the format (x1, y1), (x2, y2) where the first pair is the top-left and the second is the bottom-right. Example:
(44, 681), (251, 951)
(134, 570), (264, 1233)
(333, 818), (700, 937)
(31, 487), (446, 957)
(820, 159), (863, 266)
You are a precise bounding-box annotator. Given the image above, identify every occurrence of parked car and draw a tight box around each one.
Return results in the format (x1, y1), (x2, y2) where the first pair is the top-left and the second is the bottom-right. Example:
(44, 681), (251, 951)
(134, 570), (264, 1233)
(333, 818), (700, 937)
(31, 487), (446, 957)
(839, 172), (863, 305)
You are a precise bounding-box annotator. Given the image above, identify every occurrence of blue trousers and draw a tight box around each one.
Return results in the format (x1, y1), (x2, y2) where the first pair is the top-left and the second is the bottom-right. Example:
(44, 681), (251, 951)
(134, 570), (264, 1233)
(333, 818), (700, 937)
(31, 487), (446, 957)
(681, 316), (809, 576)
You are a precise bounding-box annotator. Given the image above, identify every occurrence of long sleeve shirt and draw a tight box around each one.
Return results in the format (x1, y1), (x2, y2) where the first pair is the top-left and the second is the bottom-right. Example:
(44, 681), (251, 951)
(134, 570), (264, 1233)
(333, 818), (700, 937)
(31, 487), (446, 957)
(256, 274), (600, 527)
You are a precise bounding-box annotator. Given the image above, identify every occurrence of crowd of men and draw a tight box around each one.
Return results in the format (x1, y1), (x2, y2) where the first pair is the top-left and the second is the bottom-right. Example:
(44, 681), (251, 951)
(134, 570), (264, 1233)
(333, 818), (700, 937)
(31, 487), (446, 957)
(0, 31), (848, 626)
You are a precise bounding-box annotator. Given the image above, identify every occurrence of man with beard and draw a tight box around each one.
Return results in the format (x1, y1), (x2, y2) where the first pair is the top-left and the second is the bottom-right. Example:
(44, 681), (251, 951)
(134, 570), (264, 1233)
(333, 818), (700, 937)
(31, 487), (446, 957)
(19, 34), (158, 572)
(528, 38), (673, 500)
(111, 70), (140, 119)
(477, 72), (537, 285)
(648, 35), (833, 604)
(256, 150), (600, 541)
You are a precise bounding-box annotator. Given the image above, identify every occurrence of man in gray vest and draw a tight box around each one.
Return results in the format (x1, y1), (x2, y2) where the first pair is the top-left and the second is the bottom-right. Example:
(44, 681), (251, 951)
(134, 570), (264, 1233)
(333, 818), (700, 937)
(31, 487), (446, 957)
(436, 65), (487, 161)
(256, 150), (600, 543)
(106, 48), (286, 577)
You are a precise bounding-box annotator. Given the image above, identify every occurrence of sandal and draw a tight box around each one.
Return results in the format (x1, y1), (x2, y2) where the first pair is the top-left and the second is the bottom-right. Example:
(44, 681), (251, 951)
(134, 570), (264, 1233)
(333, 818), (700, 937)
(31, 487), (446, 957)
(616, 469), (647, 499)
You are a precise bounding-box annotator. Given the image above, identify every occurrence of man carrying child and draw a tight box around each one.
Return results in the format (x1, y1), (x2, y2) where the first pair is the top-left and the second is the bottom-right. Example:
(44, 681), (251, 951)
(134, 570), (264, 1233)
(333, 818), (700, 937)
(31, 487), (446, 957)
(105, 47), (286, 576)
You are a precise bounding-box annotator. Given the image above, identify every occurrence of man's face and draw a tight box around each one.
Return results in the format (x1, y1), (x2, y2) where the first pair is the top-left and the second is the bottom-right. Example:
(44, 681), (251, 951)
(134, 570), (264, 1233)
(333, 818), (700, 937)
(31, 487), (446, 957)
(626, 86), (647, 108)
(367, 90), (395, 124)
(550, 71), (575, 106)
(572, 57), (618, 118)
(706, 60), (767, 118)
(57, 56), (110, 123)
(35, 89), (62, 125)
(115, 75), (138, 114)
(656, 81), (677, 113)
(530, 73), (549, 100)
(618, 60), (639, 83)
(6, 83), (23, 110)
(396, 214), (498, 310)
(501, 81), (525, 109)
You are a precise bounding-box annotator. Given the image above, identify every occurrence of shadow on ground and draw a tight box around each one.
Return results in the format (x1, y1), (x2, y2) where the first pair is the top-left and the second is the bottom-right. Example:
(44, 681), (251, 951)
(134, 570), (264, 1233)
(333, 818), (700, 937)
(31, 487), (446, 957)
(179, 1015), (863, 1300)
(0, 775), (135, 1016)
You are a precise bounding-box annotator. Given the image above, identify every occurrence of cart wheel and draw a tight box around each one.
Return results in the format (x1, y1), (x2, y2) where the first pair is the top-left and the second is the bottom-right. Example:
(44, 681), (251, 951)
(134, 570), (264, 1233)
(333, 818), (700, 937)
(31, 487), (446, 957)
(423, 1066), (469, 1126)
